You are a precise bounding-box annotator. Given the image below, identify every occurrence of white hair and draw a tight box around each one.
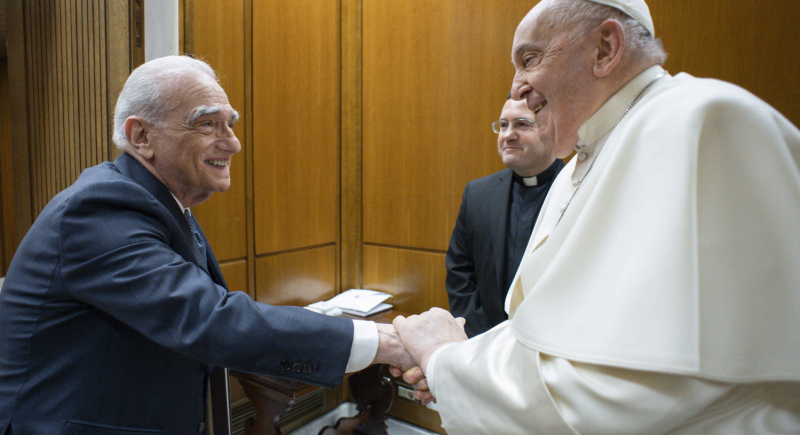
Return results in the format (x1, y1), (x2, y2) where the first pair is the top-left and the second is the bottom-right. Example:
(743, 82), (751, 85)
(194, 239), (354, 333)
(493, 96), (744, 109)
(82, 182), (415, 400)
(546, 0), (667, 66)
(112, 55), (219, 150)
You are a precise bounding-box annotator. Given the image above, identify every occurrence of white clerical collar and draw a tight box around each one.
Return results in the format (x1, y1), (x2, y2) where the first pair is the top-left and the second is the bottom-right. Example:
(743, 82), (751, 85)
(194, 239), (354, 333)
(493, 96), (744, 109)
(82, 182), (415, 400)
(577, 65), (666, 148)
(523, 176), (538, 186)
(170, 192), (189, 215)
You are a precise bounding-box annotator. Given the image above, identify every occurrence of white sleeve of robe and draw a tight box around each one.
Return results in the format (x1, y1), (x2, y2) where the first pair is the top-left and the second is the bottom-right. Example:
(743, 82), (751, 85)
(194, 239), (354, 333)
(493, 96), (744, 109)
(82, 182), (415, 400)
(428, 322), (800, 435)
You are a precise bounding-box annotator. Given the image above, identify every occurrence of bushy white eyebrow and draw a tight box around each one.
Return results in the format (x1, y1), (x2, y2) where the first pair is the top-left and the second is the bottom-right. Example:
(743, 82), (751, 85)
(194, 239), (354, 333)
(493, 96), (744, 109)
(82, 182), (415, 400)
(188, 105), (240, 125)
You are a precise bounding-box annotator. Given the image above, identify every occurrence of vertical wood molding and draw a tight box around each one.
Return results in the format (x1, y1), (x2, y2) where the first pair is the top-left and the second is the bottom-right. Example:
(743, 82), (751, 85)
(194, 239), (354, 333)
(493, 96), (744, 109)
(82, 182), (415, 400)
(0, 60), (11, 273)
(340, 0), (362, 292)
(129, 0), (144, 67)
(5, 0), (32, 255)
(107, 0), (131, 160)
(243, 0), (255, 298)
(181, 0), (193, 54)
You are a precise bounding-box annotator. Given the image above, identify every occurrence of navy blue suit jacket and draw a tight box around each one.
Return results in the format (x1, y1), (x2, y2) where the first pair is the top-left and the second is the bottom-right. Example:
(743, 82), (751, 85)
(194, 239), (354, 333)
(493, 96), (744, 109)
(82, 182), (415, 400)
(0, 153), (353, 434)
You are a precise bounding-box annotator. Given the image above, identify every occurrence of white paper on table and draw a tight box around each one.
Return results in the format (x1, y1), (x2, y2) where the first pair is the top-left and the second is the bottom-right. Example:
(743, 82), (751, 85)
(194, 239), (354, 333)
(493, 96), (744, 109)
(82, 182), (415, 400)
(327, 289), (392, 312)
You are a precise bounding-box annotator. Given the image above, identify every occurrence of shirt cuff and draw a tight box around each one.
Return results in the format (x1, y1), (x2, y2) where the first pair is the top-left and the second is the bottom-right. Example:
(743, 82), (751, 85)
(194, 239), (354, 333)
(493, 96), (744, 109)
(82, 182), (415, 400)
(345, 320), (379, 373)
(425, 342), (455, 397)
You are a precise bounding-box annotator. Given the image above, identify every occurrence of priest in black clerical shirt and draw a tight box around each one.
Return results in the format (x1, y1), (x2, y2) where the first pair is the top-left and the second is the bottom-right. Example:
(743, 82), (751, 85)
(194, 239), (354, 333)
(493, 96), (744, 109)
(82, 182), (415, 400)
(446, 97), (565, 337)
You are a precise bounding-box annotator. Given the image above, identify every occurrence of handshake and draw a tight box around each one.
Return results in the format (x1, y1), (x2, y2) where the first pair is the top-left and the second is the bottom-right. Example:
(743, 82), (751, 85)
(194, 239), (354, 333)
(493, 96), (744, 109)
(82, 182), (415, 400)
(370, 308), (468, 404)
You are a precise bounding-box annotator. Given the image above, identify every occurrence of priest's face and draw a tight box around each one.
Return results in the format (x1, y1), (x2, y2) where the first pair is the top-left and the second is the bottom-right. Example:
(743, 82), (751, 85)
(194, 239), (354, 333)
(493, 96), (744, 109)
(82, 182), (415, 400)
(510, 1), (599, 159)
(496, 99), (555, 178)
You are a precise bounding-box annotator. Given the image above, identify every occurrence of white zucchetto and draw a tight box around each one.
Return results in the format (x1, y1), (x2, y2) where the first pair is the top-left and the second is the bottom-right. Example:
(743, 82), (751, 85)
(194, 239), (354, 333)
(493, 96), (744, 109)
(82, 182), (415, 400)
(588, 0), (655, 36)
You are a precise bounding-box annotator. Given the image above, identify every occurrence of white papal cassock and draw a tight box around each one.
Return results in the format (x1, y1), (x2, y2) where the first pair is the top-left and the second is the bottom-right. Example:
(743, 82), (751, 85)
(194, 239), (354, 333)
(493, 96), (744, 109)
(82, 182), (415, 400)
(426, 66), (800, 434)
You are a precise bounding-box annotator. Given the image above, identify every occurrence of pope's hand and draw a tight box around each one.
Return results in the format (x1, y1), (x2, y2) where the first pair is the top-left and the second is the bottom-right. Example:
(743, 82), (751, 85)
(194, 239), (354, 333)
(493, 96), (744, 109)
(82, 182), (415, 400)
(392, 308), (467, 376)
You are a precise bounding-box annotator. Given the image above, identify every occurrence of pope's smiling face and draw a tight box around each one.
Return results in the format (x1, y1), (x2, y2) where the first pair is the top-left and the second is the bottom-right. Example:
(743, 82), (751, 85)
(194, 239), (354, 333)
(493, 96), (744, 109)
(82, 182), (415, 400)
(510, 1), (600, 159)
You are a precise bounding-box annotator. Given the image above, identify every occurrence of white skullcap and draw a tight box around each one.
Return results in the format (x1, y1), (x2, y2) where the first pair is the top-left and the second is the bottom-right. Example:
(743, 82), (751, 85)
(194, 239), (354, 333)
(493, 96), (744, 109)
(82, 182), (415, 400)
(587, 0), (655, 36)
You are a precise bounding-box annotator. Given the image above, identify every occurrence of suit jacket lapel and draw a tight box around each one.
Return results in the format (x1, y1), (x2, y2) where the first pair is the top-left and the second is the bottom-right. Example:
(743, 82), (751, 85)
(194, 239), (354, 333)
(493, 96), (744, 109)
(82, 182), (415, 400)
(113, 153), (213, 277)
(490, 169), (513, 291)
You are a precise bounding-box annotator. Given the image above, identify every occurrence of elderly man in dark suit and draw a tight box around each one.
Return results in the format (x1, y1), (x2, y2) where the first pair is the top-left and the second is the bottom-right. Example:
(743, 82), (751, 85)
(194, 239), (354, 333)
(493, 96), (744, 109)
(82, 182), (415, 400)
(0, 55), (412, 435)
(446, 96), (564, 337)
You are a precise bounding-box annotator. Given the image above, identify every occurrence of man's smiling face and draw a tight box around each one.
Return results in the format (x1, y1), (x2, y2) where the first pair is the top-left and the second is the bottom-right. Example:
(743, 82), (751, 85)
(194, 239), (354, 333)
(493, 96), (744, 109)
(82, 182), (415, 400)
(147, 73), (241, 207)
(496, 99), (555, 178)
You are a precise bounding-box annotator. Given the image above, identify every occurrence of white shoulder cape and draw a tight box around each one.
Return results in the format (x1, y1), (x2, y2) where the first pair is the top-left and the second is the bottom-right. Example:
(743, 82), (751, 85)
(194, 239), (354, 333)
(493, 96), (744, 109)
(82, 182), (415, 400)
(509, 72), (800, 382)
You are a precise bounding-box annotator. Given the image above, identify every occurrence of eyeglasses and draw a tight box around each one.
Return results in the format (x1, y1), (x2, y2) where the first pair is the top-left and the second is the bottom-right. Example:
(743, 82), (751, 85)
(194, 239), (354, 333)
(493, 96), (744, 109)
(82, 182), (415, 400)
(491, 118), (535, 134)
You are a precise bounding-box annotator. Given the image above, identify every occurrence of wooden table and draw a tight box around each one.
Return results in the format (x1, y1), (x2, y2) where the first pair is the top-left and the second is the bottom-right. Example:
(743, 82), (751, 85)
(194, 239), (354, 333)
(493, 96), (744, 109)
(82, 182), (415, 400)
(230, 309), (408, 435)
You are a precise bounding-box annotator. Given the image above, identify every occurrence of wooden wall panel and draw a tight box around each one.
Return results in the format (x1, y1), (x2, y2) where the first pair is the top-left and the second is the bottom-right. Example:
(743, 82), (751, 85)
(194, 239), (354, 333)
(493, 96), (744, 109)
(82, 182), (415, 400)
(362, 1), (524, 251)
(186, 0), (248, 262)
(5, 0), (32, 272)
(0, 60), (8, 274)
(219, 259), (248, 293)
(650, 0), (800, 127)
(340, 0), (363, 292)
(254, 245), (337, 307)
(21, 0), (110, 217)
(251, 0), (339, 255)
(362, 245), (449, 316)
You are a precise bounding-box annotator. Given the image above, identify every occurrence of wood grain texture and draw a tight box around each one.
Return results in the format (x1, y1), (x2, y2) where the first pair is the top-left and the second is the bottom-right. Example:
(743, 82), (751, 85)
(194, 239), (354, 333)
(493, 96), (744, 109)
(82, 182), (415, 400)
(251, 0), (339, 255)
(186, 0), (248, 263)
(650, 0), (800, 127)
(0, 60), (9, 273)
(105, 0), (130, 161)
(254, 245), (337, 307)
(362, 244), (449, 316)
(340, 0), (363, 292)
(362, 0), (523, 251)
(5, 0), (32, 258)
(219, 258), (248, 294)
(19, 0), (110, 217)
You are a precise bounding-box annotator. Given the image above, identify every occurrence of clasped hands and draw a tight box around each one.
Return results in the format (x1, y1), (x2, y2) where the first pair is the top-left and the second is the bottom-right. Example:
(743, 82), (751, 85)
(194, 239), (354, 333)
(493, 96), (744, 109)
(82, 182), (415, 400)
(371, 308), (467, 404)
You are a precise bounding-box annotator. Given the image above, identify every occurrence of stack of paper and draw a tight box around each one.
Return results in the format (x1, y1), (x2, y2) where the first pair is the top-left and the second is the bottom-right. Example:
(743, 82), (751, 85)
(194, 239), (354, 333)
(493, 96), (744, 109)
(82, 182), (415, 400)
(326, 289), (393, 317)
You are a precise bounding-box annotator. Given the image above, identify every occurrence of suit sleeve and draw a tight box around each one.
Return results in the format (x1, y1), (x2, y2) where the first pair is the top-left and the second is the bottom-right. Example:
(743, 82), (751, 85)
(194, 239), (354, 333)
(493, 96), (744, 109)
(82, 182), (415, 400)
(445, 184), (493, 337)
(429, 324), (737, 435)
(57, 179), (353, 388)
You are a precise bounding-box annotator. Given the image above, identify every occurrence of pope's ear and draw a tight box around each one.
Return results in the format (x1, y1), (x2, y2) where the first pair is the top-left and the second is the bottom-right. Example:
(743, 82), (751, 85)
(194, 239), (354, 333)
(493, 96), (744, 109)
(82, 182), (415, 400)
(593, 19), (625, 78)
(124, 116), (154, 159)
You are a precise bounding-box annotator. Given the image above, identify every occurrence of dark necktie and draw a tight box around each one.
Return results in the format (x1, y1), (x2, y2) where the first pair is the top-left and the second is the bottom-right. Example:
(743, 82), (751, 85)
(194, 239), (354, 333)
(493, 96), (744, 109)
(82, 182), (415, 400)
(184, 209), (206, 264)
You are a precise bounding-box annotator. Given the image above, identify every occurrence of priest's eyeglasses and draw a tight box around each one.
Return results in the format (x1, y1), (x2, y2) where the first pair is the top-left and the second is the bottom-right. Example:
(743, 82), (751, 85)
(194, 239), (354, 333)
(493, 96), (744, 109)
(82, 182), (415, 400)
(492, 118), (535, 134)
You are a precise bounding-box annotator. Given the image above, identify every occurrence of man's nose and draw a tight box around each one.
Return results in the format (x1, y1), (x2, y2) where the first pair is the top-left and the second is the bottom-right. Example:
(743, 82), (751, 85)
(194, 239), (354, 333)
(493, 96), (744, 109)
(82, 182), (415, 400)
(510, 74), (531, 101)
(219, 125), (242, 154)
(501, 125), (518, 140)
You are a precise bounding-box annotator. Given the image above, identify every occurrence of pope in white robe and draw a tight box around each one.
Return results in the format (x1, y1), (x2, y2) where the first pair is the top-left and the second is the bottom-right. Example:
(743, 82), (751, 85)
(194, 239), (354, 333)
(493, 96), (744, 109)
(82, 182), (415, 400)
(392, 0), (800, 433)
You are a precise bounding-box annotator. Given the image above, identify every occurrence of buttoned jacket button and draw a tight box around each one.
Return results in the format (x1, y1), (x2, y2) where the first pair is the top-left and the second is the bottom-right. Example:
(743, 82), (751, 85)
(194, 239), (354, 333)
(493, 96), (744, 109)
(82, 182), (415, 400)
(198, 421), (205, 433)
(302, 363), (313, 374)
(577, 152), (588, 162)
(281, 360), (291, 371)
(291, 362), (302, 372)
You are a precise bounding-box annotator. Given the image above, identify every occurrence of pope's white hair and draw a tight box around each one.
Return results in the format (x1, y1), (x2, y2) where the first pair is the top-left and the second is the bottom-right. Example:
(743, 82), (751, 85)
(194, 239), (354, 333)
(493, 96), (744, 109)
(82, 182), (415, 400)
(546, 0), (667, 66)
(112, 55), (218, 151)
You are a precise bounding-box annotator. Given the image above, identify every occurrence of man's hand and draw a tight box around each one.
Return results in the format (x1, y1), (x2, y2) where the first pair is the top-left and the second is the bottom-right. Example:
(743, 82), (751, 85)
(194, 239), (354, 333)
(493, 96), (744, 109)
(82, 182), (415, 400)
(392, 308), (468, 376)
(371, 323), (416, 371)
(402, 366), (435, 404)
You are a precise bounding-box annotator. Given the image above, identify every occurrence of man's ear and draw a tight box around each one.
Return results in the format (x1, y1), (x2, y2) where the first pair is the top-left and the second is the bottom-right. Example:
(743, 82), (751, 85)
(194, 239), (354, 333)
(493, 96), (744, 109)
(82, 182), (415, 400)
(593, 19), (625, 78)
(124, 116), (154, 159)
